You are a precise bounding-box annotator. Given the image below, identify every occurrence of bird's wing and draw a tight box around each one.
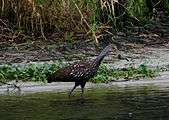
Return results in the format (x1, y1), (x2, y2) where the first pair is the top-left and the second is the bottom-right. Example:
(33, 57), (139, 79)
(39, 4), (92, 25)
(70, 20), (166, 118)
(67, 63), (89, 78)
(52, 62), (91, 82)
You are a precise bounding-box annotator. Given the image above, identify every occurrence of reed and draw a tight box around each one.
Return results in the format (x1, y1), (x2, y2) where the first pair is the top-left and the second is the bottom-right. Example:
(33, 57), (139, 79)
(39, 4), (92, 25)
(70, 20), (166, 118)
(0, 0), (168, 42)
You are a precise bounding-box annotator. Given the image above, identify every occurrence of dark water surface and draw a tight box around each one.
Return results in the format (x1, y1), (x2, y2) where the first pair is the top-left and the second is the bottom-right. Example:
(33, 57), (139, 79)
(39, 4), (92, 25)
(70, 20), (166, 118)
(0, 86), (169, 120)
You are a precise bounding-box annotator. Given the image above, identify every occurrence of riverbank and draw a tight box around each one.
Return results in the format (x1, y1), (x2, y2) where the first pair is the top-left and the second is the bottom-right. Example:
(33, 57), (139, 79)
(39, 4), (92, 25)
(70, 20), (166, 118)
(0, 71), (169, 95)
(1, 42), (169, 95)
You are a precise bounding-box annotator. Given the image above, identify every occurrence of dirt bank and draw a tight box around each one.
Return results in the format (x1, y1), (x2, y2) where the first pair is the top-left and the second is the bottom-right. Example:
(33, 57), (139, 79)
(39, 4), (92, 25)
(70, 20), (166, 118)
(0, 71), (169, 95)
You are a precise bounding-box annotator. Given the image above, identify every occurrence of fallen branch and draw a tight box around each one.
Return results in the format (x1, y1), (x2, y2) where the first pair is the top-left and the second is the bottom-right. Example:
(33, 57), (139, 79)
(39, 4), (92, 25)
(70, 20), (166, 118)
(0, 80), (21, 92)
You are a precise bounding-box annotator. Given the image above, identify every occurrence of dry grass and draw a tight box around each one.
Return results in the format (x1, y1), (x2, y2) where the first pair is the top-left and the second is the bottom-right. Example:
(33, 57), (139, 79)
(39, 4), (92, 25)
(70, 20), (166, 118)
(0, 0), (97, 31)
(0, 0), (168, 43)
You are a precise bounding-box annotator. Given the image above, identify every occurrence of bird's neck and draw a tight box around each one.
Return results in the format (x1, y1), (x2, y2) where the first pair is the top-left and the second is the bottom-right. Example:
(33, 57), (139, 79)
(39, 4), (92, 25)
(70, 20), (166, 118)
(92, 45), (111, 68)
(92, 54), (106, 68)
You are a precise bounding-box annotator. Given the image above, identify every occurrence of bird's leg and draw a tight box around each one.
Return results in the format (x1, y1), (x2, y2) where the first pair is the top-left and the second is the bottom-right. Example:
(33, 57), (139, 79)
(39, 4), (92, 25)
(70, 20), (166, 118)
(68, 85), (76, 98)
(68, 82), (79, 98)
(80, 87), (84, 98)
(80, 82), (86, 98)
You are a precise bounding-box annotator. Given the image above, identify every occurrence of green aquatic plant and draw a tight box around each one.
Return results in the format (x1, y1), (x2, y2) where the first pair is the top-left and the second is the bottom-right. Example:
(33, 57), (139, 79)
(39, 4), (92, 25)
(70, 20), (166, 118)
(0, 63), (157, 83)
(91, 64), (157, 83)
(0, 63), (60, 82)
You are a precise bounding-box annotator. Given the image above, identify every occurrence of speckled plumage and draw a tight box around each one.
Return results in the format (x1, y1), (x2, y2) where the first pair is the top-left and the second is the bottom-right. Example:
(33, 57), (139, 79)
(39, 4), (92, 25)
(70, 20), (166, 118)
(47, 45), (112, 97)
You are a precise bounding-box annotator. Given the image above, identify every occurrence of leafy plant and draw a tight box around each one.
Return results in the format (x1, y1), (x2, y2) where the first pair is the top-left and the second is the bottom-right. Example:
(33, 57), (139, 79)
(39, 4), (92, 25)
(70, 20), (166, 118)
(0, 63), (60, 82)
(91, 64), (157, 83)
(0, 63), (157, 83)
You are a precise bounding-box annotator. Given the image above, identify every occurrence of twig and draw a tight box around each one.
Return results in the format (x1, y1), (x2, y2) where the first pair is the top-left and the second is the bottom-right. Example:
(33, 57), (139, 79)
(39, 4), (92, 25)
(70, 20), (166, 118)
(71, 0), (90, 29)
(0, 19), (8, 27)
(1, 0), (4, 15)
(0, 80), (21, 92)
(39, 16), (47, 41)
(71, 0), (99, 43)
(154, 0), (162, 7)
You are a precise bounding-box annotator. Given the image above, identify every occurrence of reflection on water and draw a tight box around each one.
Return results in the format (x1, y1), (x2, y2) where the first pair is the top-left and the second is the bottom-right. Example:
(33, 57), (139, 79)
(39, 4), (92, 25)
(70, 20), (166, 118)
(0, 86), (169, 120)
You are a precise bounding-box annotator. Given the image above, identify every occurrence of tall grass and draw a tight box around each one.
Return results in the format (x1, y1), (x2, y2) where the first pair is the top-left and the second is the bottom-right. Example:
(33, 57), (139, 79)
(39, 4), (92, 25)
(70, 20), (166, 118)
(127, 0), (148, 19)
(162, 0), (169, 13)
(0, 0), (98, 32)
(0, 0), (168, 42)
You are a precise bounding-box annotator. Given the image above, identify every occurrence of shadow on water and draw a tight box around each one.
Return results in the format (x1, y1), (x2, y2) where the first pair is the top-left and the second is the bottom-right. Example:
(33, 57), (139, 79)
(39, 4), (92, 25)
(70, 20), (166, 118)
(0, 86), (169, 120)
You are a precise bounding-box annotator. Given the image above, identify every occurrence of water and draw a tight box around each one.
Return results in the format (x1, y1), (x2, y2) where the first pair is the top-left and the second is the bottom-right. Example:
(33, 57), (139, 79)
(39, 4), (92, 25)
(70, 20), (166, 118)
(0, 86), (169, 120)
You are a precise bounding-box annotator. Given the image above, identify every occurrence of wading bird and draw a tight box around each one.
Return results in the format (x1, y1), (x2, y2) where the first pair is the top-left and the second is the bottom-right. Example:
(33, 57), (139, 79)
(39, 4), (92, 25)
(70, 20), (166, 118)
(47, 45), (113, 97)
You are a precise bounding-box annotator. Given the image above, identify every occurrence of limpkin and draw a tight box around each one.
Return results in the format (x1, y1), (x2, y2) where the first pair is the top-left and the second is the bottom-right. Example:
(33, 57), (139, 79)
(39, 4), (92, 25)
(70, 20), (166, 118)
(47, 45), (113, 97)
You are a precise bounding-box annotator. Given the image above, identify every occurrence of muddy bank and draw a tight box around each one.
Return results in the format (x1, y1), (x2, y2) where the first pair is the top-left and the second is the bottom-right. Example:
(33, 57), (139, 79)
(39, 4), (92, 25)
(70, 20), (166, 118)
(0, 71), (169, 95)
(1, 43), (169, 95)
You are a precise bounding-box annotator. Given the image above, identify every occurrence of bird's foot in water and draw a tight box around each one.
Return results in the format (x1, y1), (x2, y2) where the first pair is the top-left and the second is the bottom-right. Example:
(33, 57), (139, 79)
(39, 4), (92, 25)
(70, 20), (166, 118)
(80, 92), (84, 99)
(68, 91), (76, 98)
(68, 92), (72, 98)
(68, 91), (84, 99)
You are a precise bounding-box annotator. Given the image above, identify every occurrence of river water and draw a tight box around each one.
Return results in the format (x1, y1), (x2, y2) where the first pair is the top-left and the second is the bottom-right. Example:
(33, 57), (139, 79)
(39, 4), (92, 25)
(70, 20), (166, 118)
(0, 86), (169, 120)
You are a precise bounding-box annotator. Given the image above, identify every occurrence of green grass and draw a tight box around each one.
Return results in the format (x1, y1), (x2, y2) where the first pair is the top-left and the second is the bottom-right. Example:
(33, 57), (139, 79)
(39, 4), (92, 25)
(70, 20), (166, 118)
(0, 62), (158, 84)
(127, 0), (148, 19)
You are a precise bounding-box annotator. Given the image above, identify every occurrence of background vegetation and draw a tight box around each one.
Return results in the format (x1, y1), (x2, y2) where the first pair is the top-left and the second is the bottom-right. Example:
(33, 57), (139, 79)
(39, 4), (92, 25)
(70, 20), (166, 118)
(0, 63), (157, 83)
(0, 0), (169, 43)
(0, 0), (168, 83)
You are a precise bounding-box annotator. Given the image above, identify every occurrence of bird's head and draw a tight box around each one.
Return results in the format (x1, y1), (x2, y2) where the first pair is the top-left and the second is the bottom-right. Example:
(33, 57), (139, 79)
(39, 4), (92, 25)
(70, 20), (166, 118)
(99, 44), (116, 56)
